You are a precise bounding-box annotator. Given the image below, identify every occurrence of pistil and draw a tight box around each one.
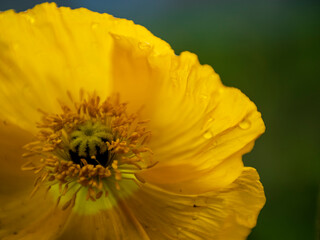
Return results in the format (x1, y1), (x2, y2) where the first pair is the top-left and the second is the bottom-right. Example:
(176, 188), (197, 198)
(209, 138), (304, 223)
(69, 121), (113, 166)
(21, 92), (154, 210)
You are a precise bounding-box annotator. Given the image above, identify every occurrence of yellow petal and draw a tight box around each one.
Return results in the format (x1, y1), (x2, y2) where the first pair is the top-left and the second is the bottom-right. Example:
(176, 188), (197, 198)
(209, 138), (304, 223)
(128, 167), (265, 240)
(0, 190), (71, 240)
(137, 52), (265, 193)
(58, 202), (150, 240)
(0, 122), (70, 239)
(137, 143), (250, 194)
(0, 122), (34, 196)
(0, 3), (172, 133)
(110, 27), (173, 113)
(0, 4), (266, 238)
(0, 4), (264, 197)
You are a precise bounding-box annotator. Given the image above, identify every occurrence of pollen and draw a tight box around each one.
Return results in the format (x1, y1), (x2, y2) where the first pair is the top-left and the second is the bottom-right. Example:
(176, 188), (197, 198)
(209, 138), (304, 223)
(22, 91), (154, 209)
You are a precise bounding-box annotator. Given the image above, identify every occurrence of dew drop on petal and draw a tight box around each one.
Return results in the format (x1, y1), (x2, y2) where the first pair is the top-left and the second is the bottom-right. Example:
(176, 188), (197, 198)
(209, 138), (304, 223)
(218, 88), (225, 95)
(25, 15), (35, 24)
(239, 119), (251, 130)
(113, 34), (122, 40)
(172, 60), (179, 69)
(138, 41), (151, 50)
(91, 23), (99, 29)
(202, 117), (214, 130)
(203, 130), (213, 139)
(200, 94), (208, 101)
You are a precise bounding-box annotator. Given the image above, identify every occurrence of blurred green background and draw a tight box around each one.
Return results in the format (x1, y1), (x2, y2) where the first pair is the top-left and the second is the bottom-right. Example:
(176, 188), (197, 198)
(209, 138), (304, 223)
(1, 0), (319, 239)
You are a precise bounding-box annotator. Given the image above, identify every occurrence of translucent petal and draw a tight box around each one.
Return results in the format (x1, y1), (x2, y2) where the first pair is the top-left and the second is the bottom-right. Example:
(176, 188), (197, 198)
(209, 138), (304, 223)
(0, 3), (172, 133)
(137, 52), (265, 193)
(128, 168), (265, 240)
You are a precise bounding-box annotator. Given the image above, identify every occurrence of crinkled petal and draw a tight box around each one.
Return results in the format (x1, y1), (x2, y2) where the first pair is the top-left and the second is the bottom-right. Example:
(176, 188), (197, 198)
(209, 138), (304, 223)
(0, 122), (71, 239)
(0, 4), (265, 196)
(0, 4), (266, 239)
(110, 28), (173, 113)
(137, 52), (265, 193)
(0, 3), (172, 133)
(58, 203), (150, 240)
(0, 190), (71, 240)
(128, 167), (265, 240)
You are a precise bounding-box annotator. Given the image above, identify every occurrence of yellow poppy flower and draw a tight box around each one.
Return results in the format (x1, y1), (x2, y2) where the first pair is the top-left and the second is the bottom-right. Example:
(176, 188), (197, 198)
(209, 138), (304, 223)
(0, 3), (266, 240)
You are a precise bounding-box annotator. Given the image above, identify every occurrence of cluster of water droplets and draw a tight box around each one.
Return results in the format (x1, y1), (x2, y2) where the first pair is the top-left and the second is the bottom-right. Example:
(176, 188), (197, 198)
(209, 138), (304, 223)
(202, 115), (252, 153)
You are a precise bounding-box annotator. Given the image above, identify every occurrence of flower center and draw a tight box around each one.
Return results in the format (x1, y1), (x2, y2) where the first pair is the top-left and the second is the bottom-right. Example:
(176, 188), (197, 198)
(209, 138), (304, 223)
(21, 92), (154, 209)
(69, 121), (113, 166)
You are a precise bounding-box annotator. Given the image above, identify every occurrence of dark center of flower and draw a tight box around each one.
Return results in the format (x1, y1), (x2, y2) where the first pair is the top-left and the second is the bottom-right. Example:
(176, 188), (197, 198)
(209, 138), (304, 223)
(22, 93), (154, 206)
(69, 121), (114, 167)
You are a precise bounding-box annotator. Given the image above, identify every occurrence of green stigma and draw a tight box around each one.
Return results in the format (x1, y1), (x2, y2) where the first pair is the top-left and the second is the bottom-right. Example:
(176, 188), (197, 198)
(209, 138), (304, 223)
(69, 121), (113, 158)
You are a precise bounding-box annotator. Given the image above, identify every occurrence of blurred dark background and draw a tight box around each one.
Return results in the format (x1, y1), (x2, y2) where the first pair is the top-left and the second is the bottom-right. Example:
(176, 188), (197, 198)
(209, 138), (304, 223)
(1, 0), (319, 239)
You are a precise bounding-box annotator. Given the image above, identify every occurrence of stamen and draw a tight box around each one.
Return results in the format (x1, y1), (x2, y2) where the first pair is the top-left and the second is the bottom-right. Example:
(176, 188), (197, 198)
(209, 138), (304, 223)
(22, 91), (154, 209)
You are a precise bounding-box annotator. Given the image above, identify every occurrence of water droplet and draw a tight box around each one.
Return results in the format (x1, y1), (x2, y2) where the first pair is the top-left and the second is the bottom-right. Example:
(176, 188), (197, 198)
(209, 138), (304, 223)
(91, 23), (99, 29)
(200, 94), (208, 100)
(113, 34), (121, 40)
(172, 60), (179, 69)
(218, 88), (224, 95)
(138, 41), (151, 50)
(25, 15), (35, 24)
(207, 118), (213, 124)
(239, 119), (251, 130)
(203, 117), (214, 130)
(203, 131), (213, 139)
